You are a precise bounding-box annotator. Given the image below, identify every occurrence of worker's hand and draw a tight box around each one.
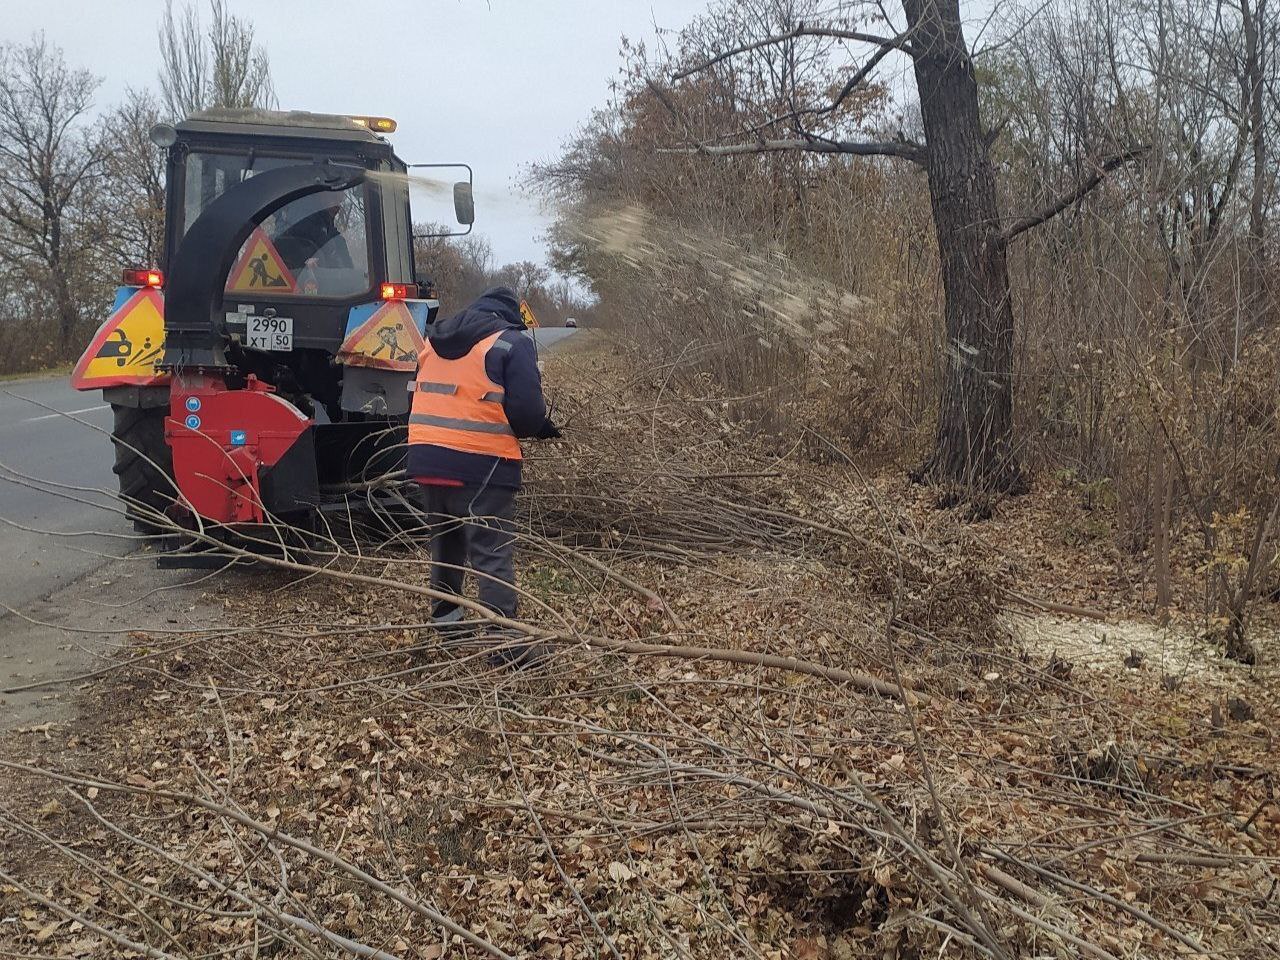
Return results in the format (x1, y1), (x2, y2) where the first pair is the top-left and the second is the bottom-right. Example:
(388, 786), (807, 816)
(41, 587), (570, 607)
(537, 419), (562, 440)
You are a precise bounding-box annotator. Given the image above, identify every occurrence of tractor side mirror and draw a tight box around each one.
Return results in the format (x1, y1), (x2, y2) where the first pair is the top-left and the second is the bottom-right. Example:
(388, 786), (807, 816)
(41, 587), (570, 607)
(453, 181), (475, 225)
(410, 164), (474, 238)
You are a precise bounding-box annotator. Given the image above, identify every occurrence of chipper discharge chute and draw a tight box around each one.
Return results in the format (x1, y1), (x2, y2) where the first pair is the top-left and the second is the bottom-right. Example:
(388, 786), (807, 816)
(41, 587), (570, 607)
(71, 109), (474, 551)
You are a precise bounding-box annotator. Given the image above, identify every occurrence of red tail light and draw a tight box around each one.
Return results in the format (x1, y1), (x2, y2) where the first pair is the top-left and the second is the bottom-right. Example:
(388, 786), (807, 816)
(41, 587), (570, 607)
(123, 268), (163, 288)
(380, 282), (412, 301)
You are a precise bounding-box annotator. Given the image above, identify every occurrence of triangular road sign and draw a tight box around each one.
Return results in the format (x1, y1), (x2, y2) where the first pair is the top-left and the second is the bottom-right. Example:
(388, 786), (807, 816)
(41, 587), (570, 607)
(71, 289), (168, 389)
(519, 299), (540, 329)
(226, 227), (296, 294)
(337, 301), (425, 371)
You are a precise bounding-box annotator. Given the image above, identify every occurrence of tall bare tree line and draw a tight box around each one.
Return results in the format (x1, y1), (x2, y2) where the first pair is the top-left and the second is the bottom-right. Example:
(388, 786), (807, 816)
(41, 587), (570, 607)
(413, 228), (587, 324)
(0, 1), (274, 371)
(0, 35), (108, 353)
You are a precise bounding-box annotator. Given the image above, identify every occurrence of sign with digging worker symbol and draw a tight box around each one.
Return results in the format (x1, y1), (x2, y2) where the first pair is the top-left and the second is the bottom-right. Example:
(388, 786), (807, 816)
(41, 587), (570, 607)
(71, 288), (168, 390)
(225, 227), (296, 294)
(337, 300), (427, 372)
(519, 299), (540, 329)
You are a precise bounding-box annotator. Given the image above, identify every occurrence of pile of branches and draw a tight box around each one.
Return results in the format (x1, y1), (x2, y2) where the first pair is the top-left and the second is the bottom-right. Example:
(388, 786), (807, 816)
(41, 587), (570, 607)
(1, 341), (1277, 959)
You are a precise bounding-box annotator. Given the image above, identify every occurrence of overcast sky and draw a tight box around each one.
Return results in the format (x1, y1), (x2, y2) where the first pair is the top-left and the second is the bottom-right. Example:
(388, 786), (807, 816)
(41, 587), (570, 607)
(2, 0), (709, 270)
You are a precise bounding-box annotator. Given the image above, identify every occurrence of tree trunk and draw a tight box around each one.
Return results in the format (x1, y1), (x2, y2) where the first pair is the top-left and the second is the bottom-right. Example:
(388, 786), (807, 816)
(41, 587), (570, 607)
(1240, 0), (1270, 327)
(50, 264), (79, 351)
(904, 0), (1024, 494)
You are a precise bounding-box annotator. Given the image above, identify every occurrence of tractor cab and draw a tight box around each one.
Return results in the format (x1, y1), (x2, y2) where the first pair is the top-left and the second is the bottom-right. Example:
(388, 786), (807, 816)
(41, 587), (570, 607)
(72, 109), (474, 542)
(164, 110), (419, 364)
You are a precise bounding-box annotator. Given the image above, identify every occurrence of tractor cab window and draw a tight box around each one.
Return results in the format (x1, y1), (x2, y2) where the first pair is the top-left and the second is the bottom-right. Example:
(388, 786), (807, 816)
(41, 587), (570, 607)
(180, 150), (372, 299)
(271, 191), (369, 297)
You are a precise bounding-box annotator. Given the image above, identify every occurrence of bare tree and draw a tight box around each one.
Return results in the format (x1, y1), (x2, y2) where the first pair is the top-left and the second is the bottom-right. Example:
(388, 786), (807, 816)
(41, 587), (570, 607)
(0, 34), (108, 350)
(158, 0), (275, 119)
(537, 0), (1280, 650)
(414, 228), (495, 308)
(492, 260), (551, 300)
(99, 89), (166, 268)
(663, 0), (1143, 495)
(1237, 0), (1276, 324)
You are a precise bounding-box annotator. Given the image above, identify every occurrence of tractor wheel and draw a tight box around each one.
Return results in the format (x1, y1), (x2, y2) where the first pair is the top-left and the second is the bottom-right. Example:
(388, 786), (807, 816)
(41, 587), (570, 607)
(110, 402), (174, 533)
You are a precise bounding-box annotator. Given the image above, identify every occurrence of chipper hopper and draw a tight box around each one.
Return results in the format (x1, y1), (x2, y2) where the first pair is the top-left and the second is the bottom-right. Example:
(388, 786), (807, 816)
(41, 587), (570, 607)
(71, 109), (473, 551)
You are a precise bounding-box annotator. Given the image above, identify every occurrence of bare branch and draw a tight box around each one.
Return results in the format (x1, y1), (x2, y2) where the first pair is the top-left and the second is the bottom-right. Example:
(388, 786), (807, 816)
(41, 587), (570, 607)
(1000, 148), (1147, 244)
(661, 136), (927, 164)
(830, 37), (903, 110)
(672, 25), (915, 81)
(648, 76), (921, 165)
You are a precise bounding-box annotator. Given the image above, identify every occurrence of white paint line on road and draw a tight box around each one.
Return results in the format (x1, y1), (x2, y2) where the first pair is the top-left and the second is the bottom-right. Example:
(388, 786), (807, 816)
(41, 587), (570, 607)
(20, 404), (109, 424)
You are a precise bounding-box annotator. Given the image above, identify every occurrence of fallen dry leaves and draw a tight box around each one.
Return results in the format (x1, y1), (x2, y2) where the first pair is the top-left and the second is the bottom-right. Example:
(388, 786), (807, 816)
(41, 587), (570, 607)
(0, 336), (1276, 959)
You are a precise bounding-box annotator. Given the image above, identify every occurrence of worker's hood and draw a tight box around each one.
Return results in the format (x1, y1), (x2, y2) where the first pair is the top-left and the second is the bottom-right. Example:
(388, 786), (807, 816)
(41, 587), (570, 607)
(428, 286), (524, 360)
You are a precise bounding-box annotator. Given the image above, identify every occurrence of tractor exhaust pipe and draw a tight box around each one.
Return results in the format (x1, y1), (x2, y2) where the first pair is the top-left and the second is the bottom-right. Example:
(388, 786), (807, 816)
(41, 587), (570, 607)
(161, 162), (366, 370)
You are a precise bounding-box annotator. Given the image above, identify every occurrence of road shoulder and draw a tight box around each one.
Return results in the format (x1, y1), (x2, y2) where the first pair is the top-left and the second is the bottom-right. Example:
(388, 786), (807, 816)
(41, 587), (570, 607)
(0, 552), (224, 734)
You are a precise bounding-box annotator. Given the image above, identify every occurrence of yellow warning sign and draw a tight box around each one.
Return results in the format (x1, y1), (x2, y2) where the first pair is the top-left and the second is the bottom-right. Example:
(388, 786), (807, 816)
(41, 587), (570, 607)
(337, 301), (425, 372)
(519, 299), (539, 329)
(225, 227), (296, 294)
(71, 289), (168, 389)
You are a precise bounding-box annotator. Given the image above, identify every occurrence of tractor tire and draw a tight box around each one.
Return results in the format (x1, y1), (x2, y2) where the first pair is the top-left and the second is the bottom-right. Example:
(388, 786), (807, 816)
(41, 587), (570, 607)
(110, 402), (174, 533)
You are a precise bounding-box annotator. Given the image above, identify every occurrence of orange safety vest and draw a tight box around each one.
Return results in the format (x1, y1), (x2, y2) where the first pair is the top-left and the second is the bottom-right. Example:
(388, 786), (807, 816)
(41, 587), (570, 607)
(408, 331), (522, 460)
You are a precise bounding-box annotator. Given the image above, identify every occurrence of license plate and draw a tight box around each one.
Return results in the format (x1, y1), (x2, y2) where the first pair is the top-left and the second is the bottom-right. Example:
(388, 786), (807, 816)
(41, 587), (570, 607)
(246, 314), (292, 351)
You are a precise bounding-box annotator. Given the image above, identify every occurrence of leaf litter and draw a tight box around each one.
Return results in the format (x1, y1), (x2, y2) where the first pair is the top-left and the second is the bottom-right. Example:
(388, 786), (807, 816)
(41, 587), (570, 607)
(0, 336), (1276, 959)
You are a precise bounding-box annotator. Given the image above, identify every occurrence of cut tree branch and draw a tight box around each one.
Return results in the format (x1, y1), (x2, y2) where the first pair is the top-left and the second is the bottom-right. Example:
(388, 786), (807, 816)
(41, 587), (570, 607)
(999, 147), (1147, 244)
(672, 25), (916, 80)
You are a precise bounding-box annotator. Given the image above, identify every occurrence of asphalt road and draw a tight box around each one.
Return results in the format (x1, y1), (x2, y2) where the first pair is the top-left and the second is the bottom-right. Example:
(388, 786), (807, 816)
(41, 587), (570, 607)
(527, 326), (576, 352)
(0, 376), (126, 613)
(0, 326), (577, 616)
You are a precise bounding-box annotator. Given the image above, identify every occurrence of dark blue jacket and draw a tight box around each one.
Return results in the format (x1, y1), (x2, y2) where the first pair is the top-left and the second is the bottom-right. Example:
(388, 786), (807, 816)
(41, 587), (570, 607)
(406, 286), (549, 489)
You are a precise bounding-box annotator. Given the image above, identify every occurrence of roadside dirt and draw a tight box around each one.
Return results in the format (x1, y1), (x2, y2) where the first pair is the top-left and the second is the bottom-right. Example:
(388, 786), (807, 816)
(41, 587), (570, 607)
(1, 552), (226, 735)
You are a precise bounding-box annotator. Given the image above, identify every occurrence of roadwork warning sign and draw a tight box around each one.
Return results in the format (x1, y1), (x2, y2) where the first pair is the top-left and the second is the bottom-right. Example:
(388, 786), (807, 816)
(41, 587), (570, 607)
(226, 228), (296, 294)
(71, 288), (167, 389)
(519, 299), (540, 329)
(337, 301), (425, 371)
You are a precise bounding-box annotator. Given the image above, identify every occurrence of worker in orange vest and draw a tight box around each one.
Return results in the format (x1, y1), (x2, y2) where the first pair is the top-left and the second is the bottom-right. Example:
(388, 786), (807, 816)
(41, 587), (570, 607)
(407, 286), (559, 658)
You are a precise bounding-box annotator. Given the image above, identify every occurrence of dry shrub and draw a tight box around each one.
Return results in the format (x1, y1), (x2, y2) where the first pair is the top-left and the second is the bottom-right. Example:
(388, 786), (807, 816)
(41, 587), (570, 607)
(565, 195), (940, 464)
(0, 299), (98, 376)
(561, 185), (1280, 638)
(0, 323), (68, 375)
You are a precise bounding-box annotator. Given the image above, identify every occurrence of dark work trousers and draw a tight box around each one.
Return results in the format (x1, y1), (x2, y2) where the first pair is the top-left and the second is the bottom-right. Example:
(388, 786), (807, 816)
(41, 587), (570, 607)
(421, 483), (519, 620)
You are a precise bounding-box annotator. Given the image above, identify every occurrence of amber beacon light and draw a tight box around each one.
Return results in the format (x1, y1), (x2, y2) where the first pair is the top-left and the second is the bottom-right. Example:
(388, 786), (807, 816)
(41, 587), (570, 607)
(351, 115), (397, 133)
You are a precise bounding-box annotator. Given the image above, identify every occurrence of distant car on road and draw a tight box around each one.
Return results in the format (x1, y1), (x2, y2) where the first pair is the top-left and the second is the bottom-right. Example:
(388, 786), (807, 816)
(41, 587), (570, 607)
(565, 317), (578, 328)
